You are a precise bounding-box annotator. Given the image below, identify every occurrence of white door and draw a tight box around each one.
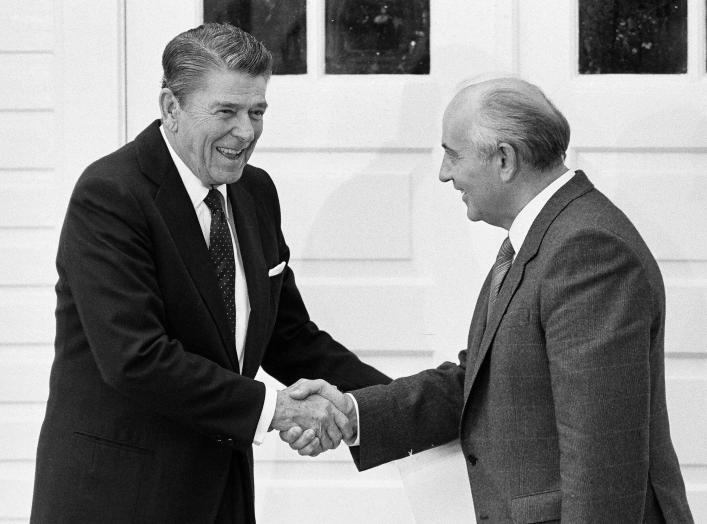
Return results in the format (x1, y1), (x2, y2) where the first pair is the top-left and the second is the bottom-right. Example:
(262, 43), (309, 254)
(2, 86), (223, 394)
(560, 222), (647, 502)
(123, 1), (707, 522)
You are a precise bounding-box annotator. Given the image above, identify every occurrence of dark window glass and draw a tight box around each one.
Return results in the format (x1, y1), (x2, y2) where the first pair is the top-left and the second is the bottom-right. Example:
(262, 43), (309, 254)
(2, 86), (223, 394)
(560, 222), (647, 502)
(204, 0), (306, 74)
(579, 0), (687, 74)
(326, 0), (430, 74)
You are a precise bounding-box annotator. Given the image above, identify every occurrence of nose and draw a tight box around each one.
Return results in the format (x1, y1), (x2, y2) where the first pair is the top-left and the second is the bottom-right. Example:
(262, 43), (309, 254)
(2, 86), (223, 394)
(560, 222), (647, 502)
(230, 112), (254, 143)
(438, 163), (452, 183)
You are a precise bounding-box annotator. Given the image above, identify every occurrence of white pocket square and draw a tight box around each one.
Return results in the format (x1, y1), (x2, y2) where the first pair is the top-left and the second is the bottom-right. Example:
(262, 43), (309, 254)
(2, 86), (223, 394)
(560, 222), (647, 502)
(268, 261), (286, 277)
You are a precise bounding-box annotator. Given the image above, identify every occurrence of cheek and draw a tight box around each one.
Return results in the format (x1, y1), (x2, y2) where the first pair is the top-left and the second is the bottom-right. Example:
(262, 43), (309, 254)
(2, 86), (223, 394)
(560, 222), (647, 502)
(253, 121), (264, 140)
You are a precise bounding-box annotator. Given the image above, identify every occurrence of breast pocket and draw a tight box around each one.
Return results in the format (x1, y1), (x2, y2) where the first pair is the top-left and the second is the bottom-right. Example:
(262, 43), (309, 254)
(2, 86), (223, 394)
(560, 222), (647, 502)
(502, 307), (530, 327)
(511, 489), (561, 523)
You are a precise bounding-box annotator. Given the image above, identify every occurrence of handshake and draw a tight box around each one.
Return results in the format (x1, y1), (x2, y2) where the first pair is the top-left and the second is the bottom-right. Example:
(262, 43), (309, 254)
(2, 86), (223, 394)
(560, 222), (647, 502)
(269, 379), (357, 457)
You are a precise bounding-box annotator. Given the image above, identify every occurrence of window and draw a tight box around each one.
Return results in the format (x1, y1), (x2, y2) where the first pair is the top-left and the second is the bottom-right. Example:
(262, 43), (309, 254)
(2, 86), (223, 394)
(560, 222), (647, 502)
(204, 0), (430, 75)
(579, 0), (687, 74)
(325, 0), (430, 74)
(204, 0), (307, 74)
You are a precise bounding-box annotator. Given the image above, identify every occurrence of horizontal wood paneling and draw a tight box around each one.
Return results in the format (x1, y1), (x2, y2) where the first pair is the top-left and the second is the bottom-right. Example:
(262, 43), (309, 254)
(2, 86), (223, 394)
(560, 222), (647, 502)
(665, 281), (707, 355)
(0, 460), (412, 523)
(682, 465), (707, 522)
(0, 462), (34, 520)
(0, 55), (53, 109)
(0, 231), (57, 286)
(0, 171), (56, 228)
(576, 151), (707, 260)
(0, 404), (44, 461)
(0, 113), (55, 170)
(665, 378), (707, 465)
(0, 346), (52, 402)
(0, 288), (54, 344)
(0, 348), (433, 461)
(0, 1), (53, 52)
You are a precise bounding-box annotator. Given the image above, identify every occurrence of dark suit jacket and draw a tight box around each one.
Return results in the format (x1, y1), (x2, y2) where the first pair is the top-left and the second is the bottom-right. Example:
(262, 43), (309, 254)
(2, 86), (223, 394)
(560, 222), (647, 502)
(30, 120), (390, 524)
(352, 172), (693, 523)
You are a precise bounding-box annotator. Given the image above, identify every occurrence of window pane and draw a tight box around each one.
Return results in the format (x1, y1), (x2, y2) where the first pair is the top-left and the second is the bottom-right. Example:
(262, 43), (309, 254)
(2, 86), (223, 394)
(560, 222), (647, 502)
(326, 0), (430, 74)
(579, 0), (687, 74)
(204, 0), (306, 74)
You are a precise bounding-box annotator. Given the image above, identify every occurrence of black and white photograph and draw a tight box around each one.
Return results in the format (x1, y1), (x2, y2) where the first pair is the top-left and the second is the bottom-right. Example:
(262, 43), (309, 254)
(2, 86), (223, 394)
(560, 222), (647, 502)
(0, 1), (705, 522)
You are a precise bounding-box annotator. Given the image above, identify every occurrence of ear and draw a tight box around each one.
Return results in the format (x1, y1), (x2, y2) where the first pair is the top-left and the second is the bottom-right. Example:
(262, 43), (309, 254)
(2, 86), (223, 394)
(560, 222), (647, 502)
(497, 142), (519, 183)
(159, 88), (180, 132)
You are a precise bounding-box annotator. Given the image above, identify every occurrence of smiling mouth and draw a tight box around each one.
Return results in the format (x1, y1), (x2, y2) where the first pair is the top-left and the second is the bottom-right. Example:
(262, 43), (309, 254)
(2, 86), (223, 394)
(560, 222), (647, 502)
(216, 145), (247, 161)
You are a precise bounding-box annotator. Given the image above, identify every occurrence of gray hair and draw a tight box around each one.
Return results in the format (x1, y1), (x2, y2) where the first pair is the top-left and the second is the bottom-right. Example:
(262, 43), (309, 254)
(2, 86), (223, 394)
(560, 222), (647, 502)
(469, 79), (570, 171)
(161, 23), (273, 104)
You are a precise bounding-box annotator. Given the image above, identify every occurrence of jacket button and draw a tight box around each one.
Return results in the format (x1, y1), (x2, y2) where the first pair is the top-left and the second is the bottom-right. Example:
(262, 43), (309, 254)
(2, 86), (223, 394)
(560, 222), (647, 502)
(226, 437), (234, 445)
(467, 454), (478, 466)
(214, 435), (224, 444)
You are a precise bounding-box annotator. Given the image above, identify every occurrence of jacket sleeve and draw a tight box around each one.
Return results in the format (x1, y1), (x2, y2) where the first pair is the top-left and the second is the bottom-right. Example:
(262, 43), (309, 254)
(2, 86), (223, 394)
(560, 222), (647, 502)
(349, 353), (467, 471)
(541, 228), (656, 522)
(61, 171), (265, 449)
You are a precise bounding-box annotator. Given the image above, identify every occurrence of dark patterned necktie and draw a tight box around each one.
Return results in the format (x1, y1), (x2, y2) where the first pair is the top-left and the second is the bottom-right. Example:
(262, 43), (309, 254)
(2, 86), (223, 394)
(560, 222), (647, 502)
(203, 189), (236, 340)
(487, 237), (515, 324)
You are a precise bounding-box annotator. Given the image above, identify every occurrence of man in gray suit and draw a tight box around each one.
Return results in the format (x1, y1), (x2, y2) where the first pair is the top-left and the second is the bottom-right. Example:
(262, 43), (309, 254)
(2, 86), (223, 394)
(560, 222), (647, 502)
(280, 78), (694, 522)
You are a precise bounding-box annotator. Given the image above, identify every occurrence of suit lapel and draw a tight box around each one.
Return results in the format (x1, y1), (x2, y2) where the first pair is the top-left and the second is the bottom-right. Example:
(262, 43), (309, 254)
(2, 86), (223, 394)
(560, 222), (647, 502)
(463, 269), (493, 400)
(136, 121), (238, 371)
(463, 171), (595, 404)
(228, 182), (269, 378)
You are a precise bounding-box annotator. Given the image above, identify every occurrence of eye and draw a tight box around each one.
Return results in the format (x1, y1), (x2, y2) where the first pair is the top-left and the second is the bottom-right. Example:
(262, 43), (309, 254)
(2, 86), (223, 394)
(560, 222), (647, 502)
(249, 109), (265, 120)
(217, 109), (235, 116)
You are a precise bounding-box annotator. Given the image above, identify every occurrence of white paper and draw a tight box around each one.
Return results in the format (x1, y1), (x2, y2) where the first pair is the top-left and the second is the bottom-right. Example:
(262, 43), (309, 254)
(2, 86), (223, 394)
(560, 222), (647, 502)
(395, 439), (476, 523)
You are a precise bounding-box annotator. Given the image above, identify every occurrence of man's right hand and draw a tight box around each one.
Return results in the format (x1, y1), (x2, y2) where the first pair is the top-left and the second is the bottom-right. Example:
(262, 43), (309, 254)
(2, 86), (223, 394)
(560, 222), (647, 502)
(269, 382), (352, 455)
(278, 379), (357, 455)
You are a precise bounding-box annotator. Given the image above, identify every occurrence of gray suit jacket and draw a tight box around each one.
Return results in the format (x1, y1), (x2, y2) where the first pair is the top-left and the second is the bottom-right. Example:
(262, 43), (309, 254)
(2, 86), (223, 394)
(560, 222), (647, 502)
(351, 172), (693, 523)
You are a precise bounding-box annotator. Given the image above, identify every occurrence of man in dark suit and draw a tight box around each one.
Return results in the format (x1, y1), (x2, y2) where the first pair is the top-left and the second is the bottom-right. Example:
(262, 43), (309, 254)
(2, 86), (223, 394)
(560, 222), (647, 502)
(283, 78), (694, 522)
(30, 23), (389, 524)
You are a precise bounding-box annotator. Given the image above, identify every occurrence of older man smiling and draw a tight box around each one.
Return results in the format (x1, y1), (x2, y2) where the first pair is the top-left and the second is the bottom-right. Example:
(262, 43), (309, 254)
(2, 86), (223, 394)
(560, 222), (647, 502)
(30, 23), (389, 524)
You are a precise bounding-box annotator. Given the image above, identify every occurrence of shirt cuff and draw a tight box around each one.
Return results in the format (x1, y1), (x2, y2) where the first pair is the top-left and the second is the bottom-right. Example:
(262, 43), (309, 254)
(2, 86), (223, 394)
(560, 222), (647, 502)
(346, 392), (361, 447)
(253, 385), (277, 445)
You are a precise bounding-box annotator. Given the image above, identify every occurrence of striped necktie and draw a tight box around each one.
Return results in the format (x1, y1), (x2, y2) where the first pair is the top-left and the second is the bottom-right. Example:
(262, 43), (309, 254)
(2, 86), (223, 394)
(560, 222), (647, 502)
(486, 237), (515, 324)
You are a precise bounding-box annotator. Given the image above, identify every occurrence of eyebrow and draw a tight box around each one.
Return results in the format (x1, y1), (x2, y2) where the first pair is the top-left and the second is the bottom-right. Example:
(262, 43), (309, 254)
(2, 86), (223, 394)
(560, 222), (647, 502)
(214, 101), (268, 109)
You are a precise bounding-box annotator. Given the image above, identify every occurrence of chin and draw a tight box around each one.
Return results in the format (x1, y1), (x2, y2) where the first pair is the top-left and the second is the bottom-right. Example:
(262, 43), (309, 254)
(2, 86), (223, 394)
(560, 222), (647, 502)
(466, 208), (480, 222)
(212, 169), (245, 186)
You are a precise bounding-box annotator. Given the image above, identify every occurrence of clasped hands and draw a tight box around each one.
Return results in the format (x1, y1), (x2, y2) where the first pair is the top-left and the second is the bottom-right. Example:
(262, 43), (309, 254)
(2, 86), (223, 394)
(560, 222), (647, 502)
(269, 379), (356, 457)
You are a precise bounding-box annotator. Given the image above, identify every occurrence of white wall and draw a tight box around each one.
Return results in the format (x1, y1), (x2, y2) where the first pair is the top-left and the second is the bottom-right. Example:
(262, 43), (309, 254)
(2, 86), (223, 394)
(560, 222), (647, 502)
(0, 1), (57, 521)
(0, 1), (126, 521)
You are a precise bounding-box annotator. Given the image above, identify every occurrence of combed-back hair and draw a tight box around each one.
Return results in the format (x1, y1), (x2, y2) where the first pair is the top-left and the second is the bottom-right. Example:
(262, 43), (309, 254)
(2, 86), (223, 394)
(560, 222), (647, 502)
(161, 23), (273, 103)
(469, 79), (570, 171)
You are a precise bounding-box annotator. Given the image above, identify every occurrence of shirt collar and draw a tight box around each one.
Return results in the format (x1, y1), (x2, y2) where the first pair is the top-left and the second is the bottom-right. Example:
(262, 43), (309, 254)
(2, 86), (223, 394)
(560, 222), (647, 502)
(508, 169), (575, 254)
(159, 124), (228, 210)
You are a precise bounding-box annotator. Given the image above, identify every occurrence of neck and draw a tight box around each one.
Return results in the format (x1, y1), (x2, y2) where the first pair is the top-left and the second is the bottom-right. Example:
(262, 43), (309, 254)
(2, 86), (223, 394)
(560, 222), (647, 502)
(500, 163), (569, 230)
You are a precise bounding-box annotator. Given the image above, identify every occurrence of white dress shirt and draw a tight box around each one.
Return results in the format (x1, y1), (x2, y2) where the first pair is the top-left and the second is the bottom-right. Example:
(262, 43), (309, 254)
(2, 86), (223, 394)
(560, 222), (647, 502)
(159, 126), (276, 445)
(508, 169), (575, 256)
(347, 169), (576, 447)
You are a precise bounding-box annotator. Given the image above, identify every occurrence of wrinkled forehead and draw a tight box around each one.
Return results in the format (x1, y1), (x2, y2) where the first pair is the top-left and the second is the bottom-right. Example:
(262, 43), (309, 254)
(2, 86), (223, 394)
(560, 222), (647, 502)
(442, 90), (480, 138)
